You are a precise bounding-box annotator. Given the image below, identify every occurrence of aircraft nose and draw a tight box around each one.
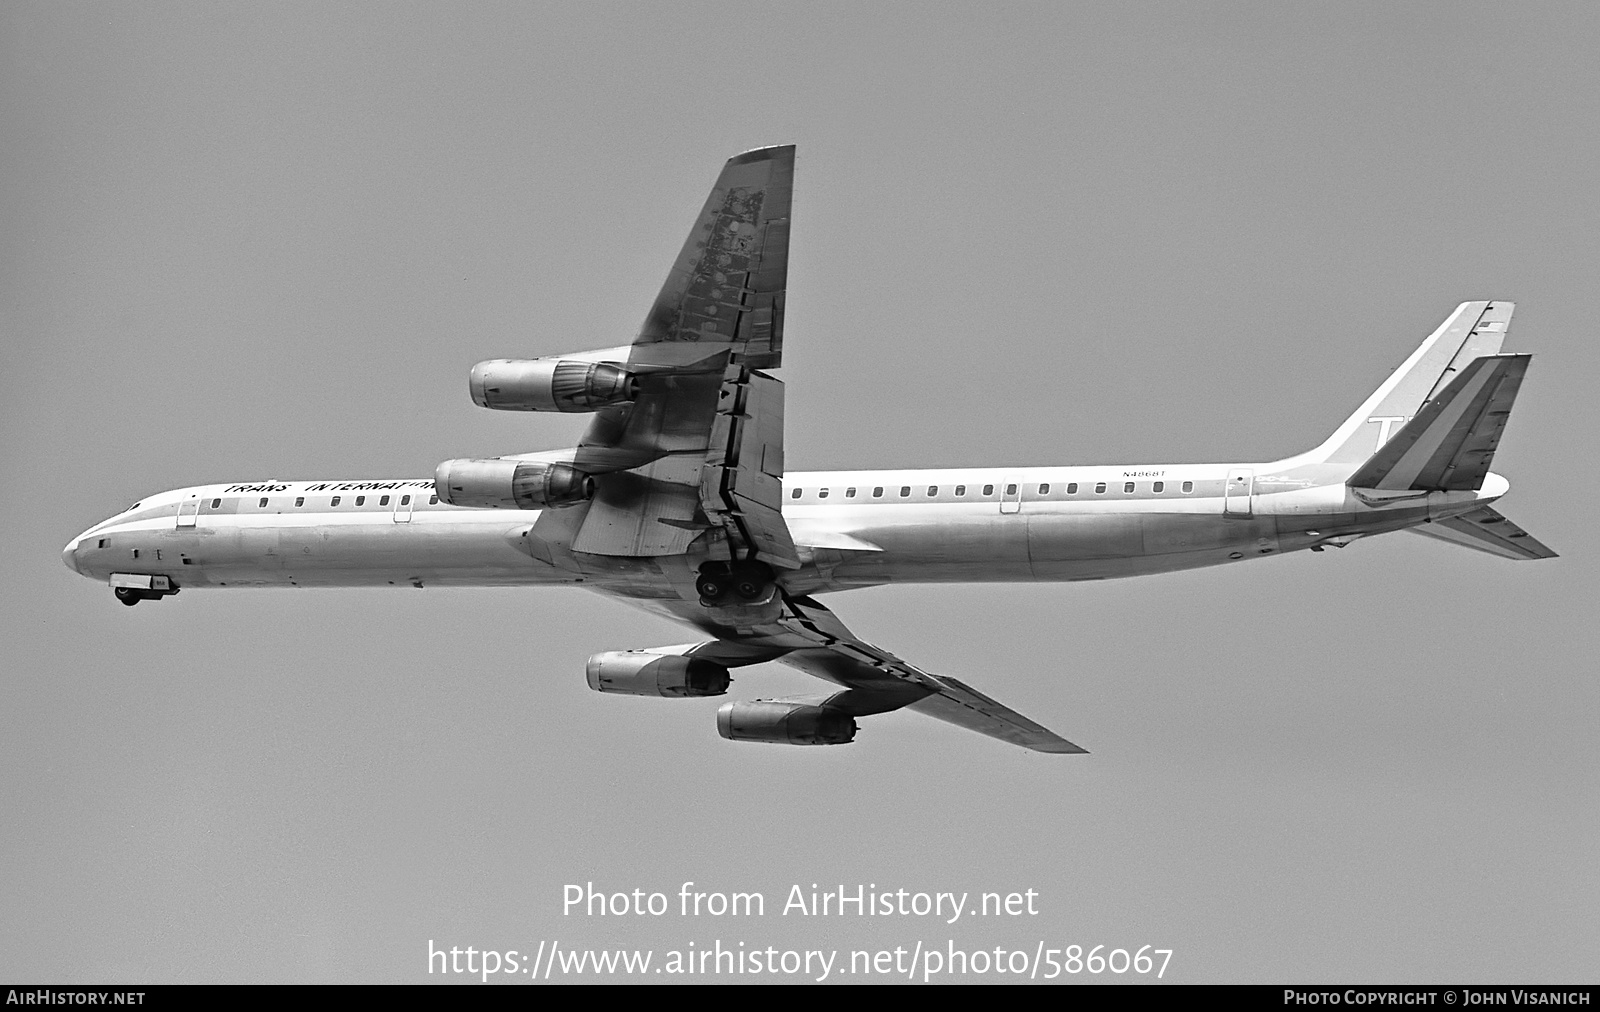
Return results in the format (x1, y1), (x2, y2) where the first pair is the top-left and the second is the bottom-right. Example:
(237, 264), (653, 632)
(62, 539), (82, 575)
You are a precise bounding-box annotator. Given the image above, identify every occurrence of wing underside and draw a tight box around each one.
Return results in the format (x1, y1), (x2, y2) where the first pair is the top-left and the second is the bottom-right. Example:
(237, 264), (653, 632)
(559, 146), (797, 562)
(674, 595), (1086, 754)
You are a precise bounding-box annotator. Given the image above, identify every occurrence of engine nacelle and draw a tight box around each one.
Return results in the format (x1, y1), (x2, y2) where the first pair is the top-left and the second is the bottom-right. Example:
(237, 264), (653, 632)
(586, 651), (731, 698)
(715, 700), (858, 746)
(470, 358), (638, 412)
(434, 458), (593, 509)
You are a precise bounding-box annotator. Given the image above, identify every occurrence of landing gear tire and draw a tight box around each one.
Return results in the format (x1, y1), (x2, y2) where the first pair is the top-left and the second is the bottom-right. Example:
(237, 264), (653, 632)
(696, 576), (728, 606)
(114, 587), (140, 606)
(733, 577), (766, 601)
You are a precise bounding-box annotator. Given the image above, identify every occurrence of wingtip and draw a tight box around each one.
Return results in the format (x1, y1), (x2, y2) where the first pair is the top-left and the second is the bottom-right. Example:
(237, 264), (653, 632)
(1024, 736), (1090, 755)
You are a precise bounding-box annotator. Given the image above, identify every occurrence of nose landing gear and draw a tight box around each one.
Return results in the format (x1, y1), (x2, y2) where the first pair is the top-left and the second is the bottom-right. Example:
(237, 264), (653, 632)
(696, 560), (776, 608)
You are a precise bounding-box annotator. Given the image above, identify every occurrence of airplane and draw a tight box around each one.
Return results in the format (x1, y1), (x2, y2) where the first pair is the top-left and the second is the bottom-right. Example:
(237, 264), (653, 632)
(61, 145), (1556, 754)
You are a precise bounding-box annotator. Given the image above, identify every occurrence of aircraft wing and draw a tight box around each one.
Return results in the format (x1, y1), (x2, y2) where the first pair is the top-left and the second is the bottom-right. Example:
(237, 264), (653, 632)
(712, 595), (1087, 754)
(632, 145), (791, 369)
(542, 146), (799, 566)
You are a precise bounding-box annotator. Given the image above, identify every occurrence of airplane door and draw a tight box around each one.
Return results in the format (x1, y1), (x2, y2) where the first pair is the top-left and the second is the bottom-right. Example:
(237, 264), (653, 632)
(1000, 477), (1022, 515)
(175, 494), (200, 528)
(393, 493), (414, 524)
(1224, 470), (1254, 518)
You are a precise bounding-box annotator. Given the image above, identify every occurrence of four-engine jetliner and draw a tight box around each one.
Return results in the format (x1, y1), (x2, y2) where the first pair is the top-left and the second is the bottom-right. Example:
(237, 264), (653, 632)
(62, 145), (1556, 752)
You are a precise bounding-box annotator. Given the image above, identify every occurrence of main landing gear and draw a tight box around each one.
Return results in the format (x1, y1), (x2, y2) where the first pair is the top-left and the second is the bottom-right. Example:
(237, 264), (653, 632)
(696, 560), (776, 608)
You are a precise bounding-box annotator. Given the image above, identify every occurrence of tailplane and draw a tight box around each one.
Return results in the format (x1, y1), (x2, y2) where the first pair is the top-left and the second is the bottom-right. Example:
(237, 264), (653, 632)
(1408, 505), (1558, 560)
(1346, 353), (1530, 491)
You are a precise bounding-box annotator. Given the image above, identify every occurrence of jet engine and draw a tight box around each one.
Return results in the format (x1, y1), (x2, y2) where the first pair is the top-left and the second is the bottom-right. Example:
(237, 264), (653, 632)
(715, 700), (857, 745)
(586, 651), (731, 698)
(470, 359), (638, 413)
(434, 458), (593, 509)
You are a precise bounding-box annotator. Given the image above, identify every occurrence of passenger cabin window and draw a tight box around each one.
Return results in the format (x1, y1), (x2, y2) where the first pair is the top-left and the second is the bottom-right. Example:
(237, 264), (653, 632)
(210, 498), (221, 508)
(331, 496), (342, 506)
(380, 495), (390, 506)
(1067, 482), (1078, 494)
(819, 489), (829, 499)
(791, 488), (801, 499)
(983, 484), (994, 496)
(1124, 482), (1135, 493)
(846, 488), (856, 498)
(356, 496), (366, 506)
(873, 487), (883, 498)
(1095, 483), (1107, 494)
(401, 495), (411, 505)
(258, 498), (268, 508)
(927, 486), (937, 497)
(1005, 483), (1017, 495)
(1038, 483), (1050, 495)
(1153, 481), (1165, 493)
(1182, 481), (1194, 493)
(955, 485), (966, 496)
(428, 495), (438, 505)
(295, 496), (305, 507)
(900, 486), (911, 497)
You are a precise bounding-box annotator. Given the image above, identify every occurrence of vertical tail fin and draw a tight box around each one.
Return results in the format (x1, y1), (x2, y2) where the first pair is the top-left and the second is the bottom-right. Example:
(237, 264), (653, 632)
(1307, 301), (1514, 465)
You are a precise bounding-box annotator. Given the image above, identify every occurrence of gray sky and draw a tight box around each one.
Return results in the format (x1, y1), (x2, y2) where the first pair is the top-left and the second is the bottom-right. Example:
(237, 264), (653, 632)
(4, 2), (1596, 983)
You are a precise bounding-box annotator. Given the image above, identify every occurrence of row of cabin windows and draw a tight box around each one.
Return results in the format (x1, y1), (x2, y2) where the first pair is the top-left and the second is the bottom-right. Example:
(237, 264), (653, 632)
(788, 480), (1195, 500)
(208, 495), (440, 509)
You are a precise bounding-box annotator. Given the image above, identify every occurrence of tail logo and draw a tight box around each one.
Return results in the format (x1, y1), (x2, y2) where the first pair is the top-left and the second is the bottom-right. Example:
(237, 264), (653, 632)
(1366, 415), (1412, 449)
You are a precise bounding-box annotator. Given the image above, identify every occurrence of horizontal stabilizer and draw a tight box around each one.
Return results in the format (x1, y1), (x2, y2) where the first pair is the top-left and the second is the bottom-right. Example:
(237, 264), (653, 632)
(1408, 506), (1558, 561)
(1348, 354), (1530, 491)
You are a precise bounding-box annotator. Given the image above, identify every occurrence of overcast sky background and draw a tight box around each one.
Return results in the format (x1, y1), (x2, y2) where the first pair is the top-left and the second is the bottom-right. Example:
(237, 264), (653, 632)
(4, 2), (1597, 984)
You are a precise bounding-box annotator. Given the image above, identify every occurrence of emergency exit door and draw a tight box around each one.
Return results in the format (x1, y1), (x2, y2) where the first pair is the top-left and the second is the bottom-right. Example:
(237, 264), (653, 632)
(1000, 478), (1022, 515)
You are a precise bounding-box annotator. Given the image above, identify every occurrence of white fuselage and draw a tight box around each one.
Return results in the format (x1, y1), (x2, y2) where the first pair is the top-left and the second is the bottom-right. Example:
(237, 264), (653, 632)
(62, 461), (1505, 600)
